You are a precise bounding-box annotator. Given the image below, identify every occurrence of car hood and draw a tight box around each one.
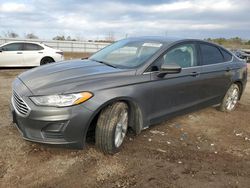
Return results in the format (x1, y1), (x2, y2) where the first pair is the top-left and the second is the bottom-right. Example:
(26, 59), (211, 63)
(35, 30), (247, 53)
(18, 59), (136, 95)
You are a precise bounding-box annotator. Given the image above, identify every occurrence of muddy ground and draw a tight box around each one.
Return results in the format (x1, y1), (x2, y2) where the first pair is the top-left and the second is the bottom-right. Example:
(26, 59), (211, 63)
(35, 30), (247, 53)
(0, 68), (249, 188)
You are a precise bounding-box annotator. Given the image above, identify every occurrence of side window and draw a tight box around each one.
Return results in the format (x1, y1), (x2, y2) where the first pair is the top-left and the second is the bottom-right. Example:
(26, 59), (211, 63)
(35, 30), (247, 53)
(200, 43), (224, 65)
(24, 43), (43, 51)
(220, 48), (232, 62)
(1, 43), (23, 51)
(162, 43), (197, 68)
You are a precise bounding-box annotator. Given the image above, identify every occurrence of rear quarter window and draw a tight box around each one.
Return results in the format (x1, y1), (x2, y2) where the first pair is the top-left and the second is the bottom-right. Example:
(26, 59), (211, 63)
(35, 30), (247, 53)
(200, 43), (224, 65)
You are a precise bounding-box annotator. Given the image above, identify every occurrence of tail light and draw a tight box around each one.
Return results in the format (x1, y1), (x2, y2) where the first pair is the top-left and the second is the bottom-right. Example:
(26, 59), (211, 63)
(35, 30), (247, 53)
(56, 51), (64, 56)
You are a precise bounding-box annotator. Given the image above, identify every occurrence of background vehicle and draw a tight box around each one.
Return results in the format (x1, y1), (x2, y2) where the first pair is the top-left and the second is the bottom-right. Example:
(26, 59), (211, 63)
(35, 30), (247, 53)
(232, 49), (250, 62)
(11, 37), (247, 154)
(0, 41), (64, 67)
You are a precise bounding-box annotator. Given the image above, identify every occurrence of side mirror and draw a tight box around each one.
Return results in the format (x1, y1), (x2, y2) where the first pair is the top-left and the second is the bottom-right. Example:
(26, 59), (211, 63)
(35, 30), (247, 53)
(157, 63), (182, 78)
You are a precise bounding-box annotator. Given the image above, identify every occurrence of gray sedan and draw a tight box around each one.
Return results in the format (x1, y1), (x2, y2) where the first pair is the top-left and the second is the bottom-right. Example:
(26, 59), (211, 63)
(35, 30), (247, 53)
(10, 37), (248, 154)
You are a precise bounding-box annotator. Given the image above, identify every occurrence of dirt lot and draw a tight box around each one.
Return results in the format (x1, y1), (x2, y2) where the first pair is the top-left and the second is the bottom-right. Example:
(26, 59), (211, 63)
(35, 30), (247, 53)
(64, 52), (91, 60)
(0, 68), (249, 188)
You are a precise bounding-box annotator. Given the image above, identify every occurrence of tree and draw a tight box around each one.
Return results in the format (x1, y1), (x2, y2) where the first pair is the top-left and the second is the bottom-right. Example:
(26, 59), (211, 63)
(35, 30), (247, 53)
(229, 37), (242, 44)
(213, 38), (227, 45)
(66, 36), (76, 41)
(25, 33), (39, 39)
(4, 31), (19, 38)
(66, 36), (72, 41)
(52, 35), (66, 40)
(52, 35), (76, 41)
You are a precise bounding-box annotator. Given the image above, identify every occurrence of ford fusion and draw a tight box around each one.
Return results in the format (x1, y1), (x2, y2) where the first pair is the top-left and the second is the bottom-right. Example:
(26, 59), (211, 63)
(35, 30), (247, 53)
(10, 37), (247, 154)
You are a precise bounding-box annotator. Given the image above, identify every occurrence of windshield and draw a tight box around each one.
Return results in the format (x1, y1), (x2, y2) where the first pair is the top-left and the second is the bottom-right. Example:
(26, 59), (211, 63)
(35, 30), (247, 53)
(89, 39), (163, 69)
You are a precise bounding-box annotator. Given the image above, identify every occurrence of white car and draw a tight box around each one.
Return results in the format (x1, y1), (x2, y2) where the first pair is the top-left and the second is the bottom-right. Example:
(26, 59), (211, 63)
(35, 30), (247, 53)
(0, 41), (64, 67)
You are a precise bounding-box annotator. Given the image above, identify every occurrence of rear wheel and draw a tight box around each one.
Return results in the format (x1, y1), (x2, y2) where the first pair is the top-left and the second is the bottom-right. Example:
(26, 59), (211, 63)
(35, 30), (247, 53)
(95, 102), (129, 154)
(40, 57), (54, 65)
(219, 84), (240, 112)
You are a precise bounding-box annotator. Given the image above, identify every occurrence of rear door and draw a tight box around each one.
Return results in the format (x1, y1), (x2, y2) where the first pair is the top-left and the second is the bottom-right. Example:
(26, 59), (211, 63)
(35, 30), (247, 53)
(22, 43), (44, 66)
(148, 42), (204, 122)
(0, 43), (24, 67)
(198, 42), (233, 104)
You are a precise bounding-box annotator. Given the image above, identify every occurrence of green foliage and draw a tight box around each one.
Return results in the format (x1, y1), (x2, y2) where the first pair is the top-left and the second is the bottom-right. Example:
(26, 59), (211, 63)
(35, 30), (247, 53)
(246, 40), (250, 45)
(205, 37), (250, 49)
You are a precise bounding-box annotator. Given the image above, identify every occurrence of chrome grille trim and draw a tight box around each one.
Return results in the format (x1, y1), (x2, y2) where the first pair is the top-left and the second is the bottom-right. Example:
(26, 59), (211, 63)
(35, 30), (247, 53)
(12, 90), (31, 117)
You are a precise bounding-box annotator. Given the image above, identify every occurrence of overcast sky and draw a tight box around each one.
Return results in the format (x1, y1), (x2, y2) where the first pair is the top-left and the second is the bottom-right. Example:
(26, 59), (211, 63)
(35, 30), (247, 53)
(0, 0), (250, 40)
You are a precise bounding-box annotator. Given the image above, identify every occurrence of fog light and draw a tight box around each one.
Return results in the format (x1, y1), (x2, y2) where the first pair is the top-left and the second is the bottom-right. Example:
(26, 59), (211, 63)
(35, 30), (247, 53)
(42, 121), (69, 139)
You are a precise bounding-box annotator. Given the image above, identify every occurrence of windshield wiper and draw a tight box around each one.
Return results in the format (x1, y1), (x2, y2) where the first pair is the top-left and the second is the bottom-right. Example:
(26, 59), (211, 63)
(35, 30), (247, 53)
(91, 59), (117, 68)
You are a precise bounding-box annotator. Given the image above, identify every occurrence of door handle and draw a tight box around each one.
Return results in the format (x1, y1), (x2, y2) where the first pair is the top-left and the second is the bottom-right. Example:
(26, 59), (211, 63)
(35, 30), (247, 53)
(189, 72), (200, 77)
(17, 52), (23, 54)
(38, 52), (43, 54)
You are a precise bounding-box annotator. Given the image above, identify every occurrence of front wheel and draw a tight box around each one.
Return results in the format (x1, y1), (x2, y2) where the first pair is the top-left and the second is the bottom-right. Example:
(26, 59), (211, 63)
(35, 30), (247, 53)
(219, 84), (240, 112)
(95, 102), (129, 154)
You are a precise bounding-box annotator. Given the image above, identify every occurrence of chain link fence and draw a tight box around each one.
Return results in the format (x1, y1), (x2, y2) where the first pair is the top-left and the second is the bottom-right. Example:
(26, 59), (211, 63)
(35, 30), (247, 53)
(0, 38), (111, 53)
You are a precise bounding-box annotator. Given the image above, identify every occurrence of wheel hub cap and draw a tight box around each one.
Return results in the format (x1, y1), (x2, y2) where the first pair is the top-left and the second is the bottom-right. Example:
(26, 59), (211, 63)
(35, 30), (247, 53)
(114, 110), (128, 148)
(225, 87), (239, 111)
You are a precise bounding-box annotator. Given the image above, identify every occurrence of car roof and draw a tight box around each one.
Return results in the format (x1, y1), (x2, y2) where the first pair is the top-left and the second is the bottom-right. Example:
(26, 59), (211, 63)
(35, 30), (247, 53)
(124, 36), (220, 46)
(125, 36), (232, 54)
(0, 41), (43, 46)
(124, 36), (183, 44)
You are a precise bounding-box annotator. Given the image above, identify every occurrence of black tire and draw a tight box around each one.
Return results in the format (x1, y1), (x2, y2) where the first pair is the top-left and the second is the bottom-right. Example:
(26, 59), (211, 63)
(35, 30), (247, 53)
(40, 57), (54, 65)
(219, 83), (240, 112)
(95, 102), (129, 154)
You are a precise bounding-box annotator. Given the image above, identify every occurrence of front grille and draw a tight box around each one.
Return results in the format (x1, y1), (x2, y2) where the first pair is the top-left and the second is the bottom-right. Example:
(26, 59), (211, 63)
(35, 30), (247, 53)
(12, 91), (30, 117)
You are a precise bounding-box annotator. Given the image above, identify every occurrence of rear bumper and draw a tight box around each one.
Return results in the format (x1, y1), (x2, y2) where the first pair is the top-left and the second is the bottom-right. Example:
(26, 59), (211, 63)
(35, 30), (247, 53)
(53, 55), (64, 62)
(10, 96), (94, 149)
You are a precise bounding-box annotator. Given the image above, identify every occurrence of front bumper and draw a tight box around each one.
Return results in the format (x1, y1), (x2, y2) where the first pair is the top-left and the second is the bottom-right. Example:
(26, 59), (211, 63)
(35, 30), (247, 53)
(10, 79), (94, 148)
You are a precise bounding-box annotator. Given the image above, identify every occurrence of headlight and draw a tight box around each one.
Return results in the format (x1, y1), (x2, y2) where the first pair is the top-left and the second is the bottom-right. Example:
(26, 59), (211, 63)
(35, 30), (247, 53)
(30, 92), (93, 107)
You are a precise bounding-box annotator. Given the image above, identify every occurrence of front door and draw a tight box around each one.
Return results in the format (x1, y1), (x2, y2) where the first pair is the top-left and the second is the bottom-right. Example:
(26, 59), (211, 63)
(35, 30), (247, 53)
(0, 43), (24, 67)
(148, 42), (204, 122)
